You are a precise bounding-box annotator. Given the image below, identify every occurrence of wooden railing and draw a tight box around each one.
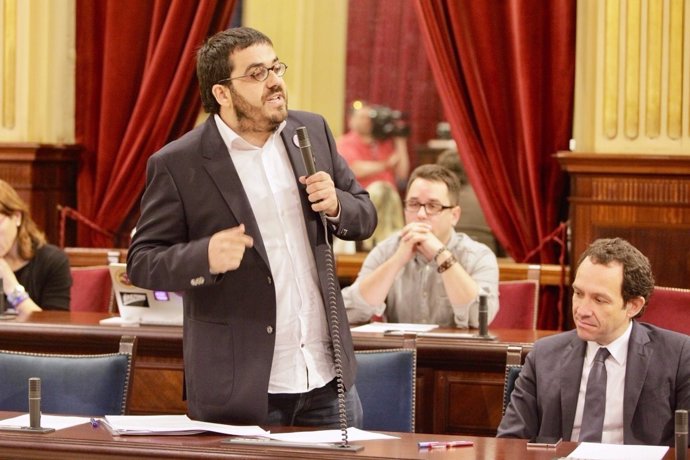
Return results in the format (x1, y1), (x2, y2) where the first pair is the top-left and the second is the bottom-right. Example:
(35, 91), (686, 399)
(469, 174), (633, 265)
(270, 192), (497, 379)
(337, 253), (568, 286)
(65, 247), (569, 287)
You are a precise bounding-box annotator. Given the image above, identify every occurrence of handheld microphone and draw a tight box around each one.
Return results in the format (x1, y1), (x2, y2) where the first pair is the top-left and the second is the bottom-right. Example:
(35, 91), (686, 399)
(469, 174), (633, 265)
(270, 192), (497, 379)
(478, 294), (489, 338)
(677, 409), (688, 460)
(29, 377), (41, 429)
(296, 126), (317, 176)
(296, 126), (327, 225)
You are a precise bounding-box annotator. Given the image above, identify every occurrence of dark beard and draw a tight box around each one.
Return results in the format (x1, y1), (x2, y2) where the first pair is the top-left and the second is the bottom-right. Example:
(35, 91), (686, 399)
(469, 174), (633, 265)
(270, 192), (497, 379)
(230, 87), (287, 134)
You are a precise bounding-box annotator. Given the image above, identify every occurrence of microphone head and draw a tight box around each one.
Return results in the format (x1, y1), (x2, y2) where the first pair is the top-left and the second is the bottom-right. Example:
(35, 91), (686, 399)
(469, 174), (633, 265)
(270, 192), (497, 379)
(677, 409), (688, 433)
(29, 377), (40, 398)
(296, 126), (310, 148)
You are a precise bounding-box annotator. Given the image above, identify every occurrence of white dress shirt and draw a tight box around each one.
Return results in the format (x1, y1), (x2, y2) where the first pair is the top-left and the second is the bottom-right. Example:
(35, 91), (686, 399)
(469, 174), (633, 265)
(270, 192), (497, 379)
(571, 321), (632, 444)
(214, 115), (335, 394)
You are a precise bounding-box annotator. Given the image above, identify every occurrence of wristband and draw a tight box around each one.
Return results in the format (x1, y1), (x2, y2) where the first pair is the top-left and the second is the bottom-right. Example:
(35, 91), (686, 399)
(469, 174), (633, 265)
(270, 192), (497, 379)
(437, 254), (458, 273)
(433, 246), (448, 263)
(7, 284), (29, 308)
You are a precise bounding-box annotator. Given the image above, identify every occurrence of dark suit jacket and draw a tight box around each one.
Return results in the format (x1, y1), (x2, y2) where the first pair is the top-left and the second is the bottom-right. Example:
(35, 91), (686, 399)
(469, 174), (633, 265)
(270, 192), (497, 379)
(497, 321), (690, 446)
(127, 111), (377, 424)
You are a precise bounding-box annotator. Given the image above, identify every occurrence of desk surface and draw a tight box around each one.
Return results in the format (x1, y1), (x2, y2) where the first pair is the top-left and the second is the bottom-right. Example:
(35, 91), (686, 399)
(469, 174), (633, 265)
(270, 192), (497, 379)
(0, 412), (597, 460)
(0, 312), (559, 435)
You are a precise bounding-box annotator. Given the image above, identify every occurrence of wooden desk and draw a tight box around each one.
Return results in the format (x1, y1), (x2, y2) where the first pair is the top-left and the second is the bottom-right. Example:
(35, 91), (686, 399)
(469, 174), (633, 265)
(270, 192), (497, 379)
(0, 412), (607, 460)
(0, 312), (558, 436)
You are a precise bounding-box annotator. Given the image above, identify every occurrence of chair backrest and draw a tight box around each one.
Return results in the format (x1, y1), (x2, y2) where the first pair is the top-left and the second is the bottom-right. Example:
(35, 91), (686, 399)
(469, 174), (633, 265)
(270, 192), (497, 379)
(0, 336), (136, 416)
(491, 279), (540, 329)
(503, 345), (523, 415)
(355, 348), (416, 432)
(70, 266), (114, 313)
(641, 285), (690, 335)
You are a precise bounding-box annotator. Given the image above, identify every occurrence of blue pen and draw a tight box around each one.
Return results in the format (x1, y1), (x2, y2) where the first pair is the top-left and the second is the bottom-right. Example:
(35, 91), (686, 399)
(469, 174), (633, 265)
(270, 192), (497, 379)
(90, 418), (100, 428)
(418, 440), (473, 449)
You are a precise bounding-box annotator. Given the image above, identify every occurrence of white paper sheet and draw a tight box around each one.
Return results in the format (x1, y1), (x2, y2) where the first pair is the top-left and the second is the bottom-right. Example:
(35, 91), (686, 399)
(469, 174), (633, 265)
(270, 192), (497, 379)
(0, 414), (89, 431)
(566, 442), (669, 460)
(351, 322), (438, 333)
(104, 415), (268, 436)
(267, 427), (398, 443)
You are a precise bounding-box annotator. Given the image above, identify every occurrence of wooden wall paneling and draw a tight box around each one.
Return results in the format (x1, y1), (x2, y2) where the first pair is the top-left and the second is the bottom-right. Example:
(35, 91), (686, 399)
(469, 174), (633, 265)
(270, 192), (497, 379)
(558, 152), (690, 327)
(0, 143), (80, 246)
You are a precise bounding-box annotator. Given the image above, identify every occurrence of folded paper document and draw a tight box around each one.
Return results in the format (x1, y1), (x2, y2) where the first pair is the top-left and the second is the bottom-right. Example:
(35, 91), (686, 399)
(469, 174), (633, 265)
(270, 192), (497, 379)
(351, 322), (438, 333)
(103, 415), (268, 437)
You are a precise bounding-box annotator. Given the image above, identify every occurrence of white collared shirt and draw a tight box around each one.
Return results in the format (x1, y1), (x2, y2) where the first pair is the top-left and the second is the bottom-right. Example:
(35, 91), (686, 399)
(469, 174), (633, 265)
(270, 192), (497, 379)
(571, 321), (632, 444)
(214, 115), (335, 394)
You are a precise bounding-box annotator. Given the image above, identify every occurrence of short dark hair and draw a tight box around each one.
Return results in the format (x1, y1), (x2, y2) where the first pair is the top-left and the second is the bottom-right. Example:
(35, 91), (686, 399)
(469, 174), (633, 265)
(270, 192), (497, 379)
(576, 237), (655, 318)
(406, 164), (461, 206)
(196, 27), (273, 114)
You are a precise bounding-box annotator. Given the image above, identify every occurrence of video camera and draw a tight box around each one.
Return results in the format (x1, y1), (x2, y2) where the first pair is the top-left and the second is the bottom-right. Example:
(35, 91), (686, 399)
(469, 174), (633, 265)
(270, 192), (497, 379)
(367, 105), (410, 140)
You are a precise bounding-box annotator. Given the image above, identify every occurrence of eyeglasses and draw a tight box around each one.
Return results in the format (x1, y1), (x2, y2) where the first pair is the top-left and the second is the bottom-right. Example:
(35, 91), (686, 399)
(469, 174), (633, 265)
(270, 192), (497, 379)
(403, 200), (454, 215)
(217, 62), (288, 84)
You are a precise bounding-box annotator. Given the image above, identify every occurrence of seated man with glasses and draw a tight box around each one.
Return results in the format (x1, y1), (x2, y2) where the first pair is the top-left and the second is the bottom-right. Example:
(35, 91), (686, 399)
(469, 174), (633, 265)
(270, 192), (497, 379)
(343, 164), (499, 327)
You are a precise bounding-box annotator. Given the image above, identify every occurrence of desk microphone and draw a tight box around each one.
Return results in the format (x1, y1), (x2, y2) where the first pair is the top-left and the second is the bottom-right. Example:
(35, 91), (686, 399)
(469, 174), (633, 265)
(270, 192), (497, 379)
(0, 377), (54, 433)
(677, 409), (688, 460)
(29, 377), (41, 429)
(478, 294), (489, 337)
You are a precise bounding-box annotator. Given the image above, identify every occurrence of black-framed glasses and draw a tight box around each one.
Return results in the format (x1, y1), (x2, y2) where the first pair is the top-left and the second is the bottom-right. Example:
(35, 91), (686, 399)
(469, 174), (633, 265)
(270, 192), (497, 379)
(217, 62), (288, 84)
(403, 200), (454, 215)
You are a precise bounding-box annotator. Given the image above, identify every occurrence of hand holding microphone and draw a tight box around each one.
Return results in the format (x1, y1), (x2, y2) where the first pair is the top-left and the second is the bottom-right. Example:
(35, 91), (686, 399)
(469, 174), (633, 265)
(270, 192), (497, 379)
(296, 127), (339, 217)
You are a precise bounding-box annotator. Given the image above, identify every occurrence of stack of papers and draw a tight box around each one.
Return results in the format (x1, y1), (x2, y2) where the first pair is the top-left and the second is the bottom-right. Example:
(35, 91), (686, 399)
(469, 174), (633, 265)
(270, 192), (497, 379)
(351, 322), (438, 333)
(566, 442), (669, 460)
(104, 415), (268, 437)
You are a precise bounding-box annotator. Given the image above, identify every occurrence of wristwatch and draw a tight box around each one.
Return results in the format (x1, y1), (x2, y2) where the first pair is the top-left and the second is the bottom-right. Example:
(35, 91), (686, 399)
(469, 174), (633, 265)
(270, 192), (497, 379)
(7, 284), (29, 308)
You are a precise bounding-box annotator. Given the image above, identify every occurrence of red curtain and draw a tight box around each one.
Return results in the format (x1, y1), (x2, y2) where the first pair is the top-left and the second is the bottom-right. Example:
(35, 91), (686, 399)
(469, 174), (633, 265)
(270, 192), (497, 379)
(414, 0), (576, 329)
(75, 0), (235, 247)
(345, 0), (445, 163)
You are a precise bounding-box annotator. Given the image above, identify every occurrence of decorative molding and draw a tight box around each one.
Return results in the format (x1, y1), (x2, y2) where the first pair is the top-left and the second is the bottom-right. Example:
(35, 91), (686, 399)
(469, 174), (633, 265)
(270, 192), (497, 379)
(2, 0), (17, 129)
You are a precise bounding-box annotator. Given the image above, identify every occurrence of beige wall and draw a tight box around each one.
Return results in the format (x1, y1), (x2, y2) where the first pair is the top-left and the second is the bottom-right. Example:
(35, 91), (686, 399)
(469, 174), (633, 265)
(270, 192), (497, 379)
(242, 0), (348, 137)
(0, 0), (348, 143)
(6, 0), (689, 154)
(573, 0), (690, 154)
(0, 0), (75, 143)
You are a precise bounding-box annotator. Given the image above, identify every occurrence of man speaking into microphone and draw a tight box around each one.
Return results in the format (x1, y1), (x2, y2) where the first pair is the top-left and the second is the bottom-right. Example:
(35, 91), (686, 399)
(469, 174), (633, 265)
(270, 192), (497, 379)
(127, 27), (376, 427)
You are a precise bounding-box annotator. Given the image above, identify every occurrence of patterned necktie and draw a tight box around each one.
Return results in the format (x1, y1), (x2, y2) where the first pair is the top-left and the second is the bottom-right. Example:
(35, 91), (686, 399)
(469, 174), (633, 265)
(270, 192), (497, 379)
(579, 347), (611, 442)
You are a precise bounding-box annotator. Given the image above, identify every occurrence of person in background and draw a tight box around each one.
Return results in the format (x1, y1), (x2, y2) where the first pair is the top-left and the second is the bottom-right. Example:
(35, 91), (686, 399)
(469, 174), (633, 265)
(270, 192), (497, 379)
(127, 27), (376, 427)
(337, 101), (409, 191)
(498, 237), (690, 446)
(0, 180), (71, 313)
(436, 149), (498, 254)
(343, 164), (499, 327)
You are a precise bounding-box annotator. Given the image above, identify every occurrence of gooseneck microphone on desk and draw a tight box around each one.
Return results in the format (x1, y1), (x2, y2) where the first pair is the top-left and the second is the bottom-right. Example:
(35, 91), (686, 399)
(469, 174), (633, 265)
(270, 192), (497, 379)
(677, 409), (688, 460)
(475, 293), (495, 340)
(29, 377), (41, 429)
(0, 377), (55, 433)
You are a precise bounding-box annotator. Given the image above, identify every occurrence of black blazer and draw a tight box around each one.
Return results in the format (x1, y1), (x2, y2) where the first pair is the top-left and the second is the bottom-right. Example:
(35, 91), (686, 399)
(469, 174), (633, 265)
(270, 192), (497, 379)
(127, 111), (377, 424)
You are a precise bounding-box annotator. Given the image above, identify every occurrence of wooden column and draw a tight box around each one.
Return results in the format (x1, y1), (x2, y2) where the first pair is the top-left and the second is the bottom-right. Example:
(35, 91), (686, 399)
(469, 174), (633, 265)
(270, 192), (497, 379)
(0, 143), (80, 246)
(557, 152), (690, 300)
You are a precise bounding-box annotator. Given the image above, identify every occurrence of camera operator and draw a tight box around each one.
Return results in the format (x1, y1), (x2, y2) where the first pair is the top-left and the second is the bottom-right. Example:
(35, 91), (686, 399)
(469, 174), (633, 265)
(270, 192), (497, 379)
(337, 101), (409, 191)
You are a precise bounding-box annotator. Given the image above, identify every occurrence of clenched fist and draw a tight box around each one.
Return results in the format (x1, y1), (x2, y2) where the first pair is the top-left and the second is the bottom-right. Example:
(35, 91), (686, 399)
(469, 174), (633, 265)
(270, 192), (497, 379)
(208, 224), (254, 274)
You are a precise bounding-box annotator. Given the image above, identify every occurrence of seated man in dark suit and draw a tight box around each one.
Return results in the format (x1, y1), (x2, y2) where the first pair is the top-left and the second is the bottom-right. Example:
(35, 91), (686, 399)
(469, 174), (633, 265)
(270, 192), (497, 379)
(498, 237), (690, 446)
